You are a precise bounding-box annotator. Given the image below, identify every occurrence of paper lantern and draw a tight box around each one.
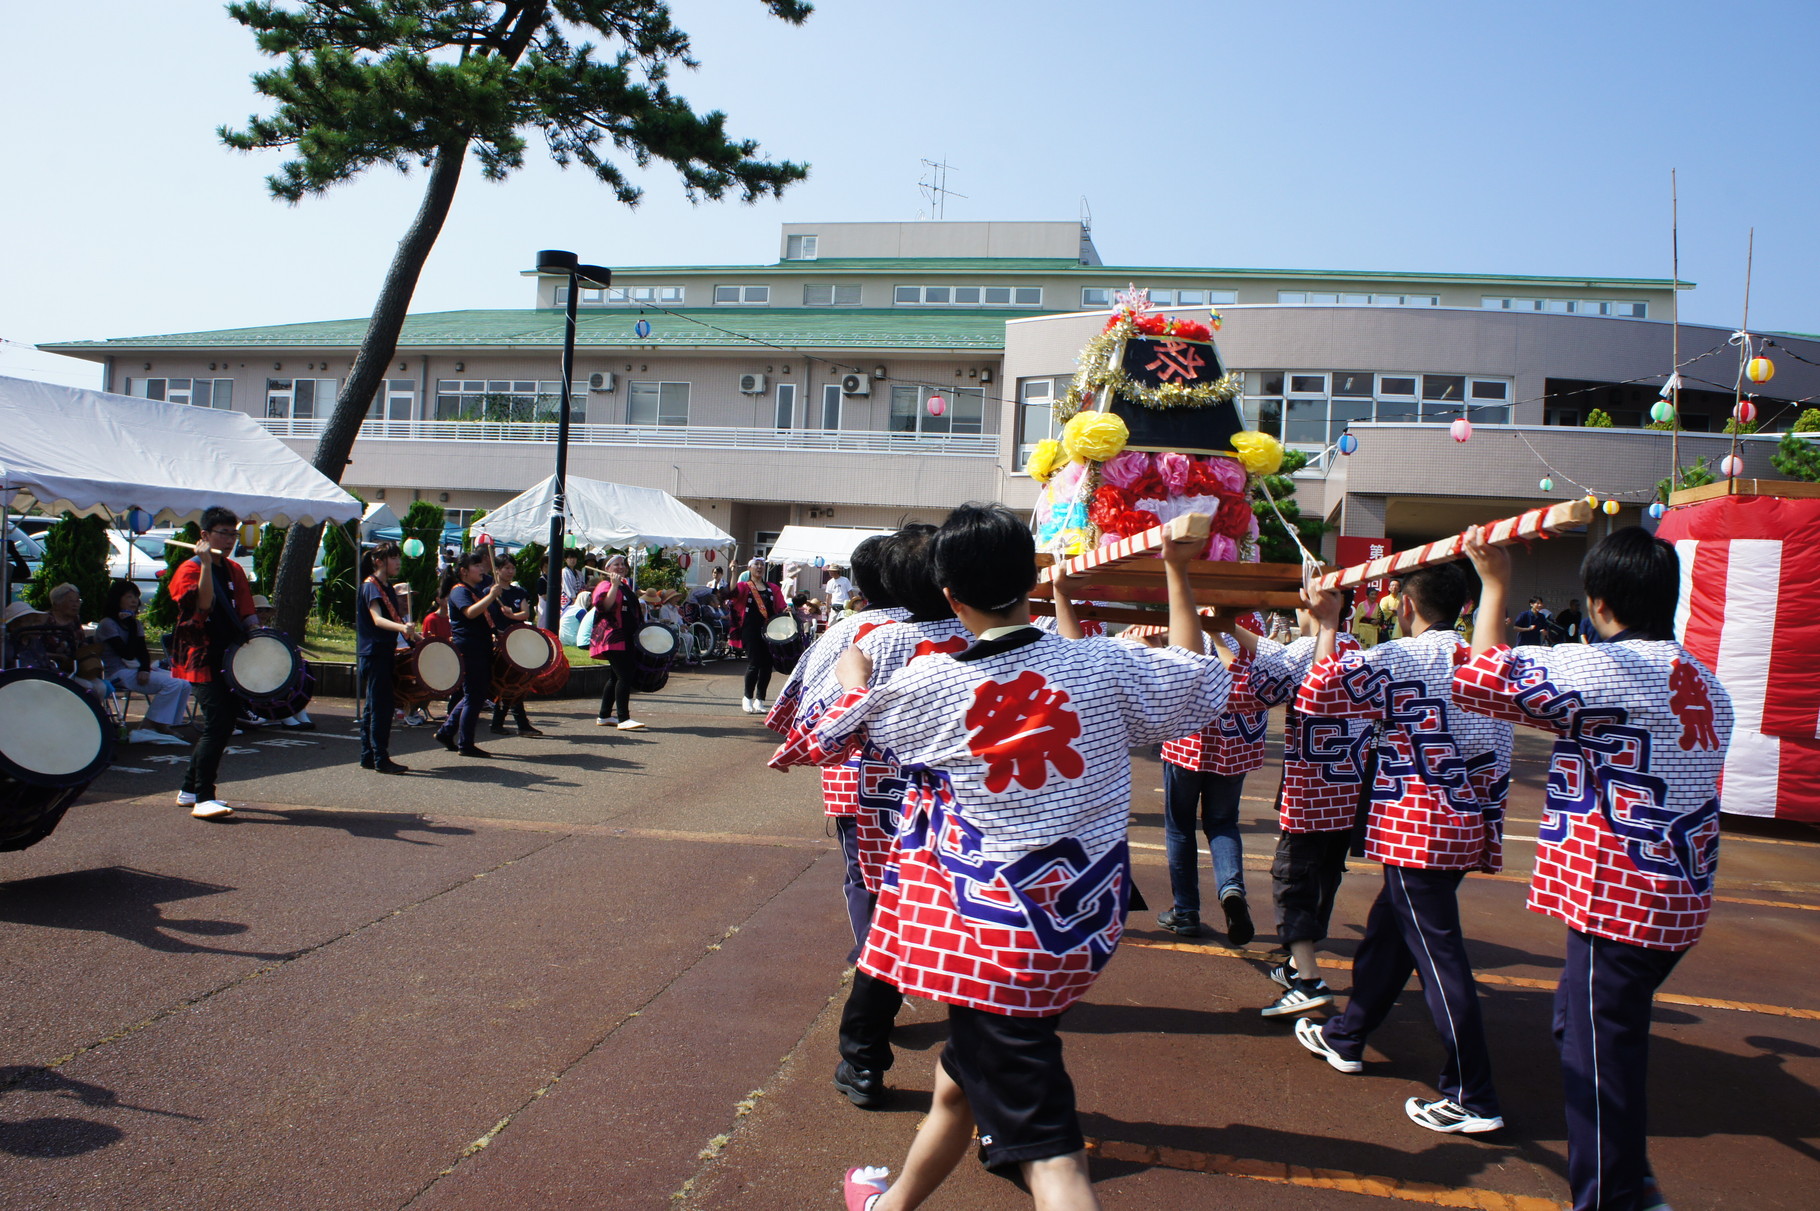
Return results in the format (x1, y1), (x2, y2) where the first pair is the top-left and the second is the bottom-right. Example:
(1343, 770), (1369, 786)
(927, 394), (946, 417)
(1650, 400), (1676, 424)
(1648, 502), (1667, 520)
(679, 552), (691, 570)
(705, 549), (716, 563)
(1747, 356), (1775, 384)
(813, 556), (826, 568)
(1603, 499), (1621, 516)
(1449, 418), (1472, 442)
(237, 522), (259, 548)
(1721, 454), (1745, 478)
(475, 532), (493, 546)
(563, 533), (582, 549)
(1585, 494), (1599, 510)
(1540, 477), (1554, 492)
(1735, 400), (1758, 424)
(401, 537), (425, 558)
(634, 319), (652, 339)
(1337, 433), (1359, 455)
(125, 508), (155, 535)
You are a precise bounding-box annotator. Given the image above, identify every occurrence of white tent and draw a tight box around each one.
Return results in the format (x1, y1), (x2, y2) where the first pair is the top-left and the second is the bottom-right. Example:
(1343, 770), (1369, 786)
(359, 501), (400, 541)
(471, 474), (734, 552)
(766, 524), (891, 566)
(0, 376), (362, 528)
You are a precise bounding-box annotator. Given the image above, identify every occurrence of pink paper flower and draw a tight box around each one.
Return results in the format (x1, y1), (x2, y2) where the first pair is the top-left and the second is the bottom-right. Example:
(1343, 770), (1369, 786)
(1203, 534), (1238, 562)
(1100, 450), (1154, 489)
(1200, 455), (1248, 494)
(1157, 452), (1192, 494)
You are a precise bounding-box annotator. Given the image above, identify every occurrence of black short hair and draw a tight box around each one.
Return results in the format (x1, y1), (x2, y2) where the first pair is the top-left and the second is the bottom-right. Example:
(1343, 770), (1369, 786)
(1402, 563), (1466, 628)
(880, 524), (951, 620)
(200, 506), (238, 534)
(456, 551), (489, 573)
(849, 535), (891, 608)
(103, 579), (141, 616)
(931, 503), (1038, 613)
(1582, 526), (1678, 640)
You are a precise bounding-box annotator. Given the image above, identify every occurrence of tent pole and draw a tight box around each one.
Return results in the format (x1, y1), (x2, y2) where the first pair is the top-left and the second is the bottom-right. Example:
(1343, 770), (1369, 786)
(0, 488), (12, 667)
(542, 267), (580, 632)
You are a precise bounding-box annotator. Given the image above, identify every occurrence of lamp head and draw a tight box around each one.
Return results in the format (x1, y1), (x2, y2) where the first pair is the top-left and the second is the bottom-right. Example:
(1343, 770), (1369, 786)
(535, 249), (579, 274)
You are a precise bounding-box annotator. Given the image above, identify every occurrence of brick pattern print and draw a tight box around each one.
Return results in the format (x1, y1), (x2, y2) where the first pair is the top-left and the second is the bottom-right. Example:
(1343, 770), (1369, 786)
(810, 630), (1233, 1015)
(1251, 632), (1374, 832)
(1454, 642), (1733, 951)
(765, 606), (910, 743)
(1298, 628), (1512, 871)
(1161, 633), (1269, 775)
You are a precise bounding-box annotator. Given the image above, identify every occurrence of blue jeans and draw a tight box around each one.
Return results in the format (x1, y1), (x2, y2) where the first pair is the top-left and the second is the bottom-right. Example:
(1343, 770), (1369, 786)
(438, 645), (491, 749)
(357, 650), (394, 765)
(1162, 765), (1247, 912)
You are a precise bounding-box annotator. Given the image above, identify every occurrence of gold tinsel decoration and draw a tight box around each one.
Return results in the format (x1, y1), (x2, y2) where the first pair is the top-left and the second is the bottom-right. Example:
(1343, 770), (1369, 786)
(1056, 312), (1242, 426)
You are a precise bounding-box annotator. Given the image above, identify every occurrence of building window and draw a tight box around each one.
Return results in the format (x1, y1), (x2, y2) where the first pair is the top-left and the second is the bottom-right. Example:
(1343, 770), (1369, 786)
(1015, 378), (1067, 470)
(265, 378), (335, 420)
(890, 384), (984, 435)
(1278, 291), (1437, 306)
(129, 377), (235, 409)
(1481, 296), (1647, 318)
(714, 285), (769, 304)
(774, 383), (796, 429)
(1081, 287), (1114, 308)
(785, 234), (818, 260)
(627, 381), (690, 426)
(803, 283), (862, 306)
(367, 378), (416, 421)
(820, 383), (842, 430)
(556, 284), (683, 305)
(894, 285), (1042, 307)
(1250, 369), (1514, 446)
(432, 379), (579, 421)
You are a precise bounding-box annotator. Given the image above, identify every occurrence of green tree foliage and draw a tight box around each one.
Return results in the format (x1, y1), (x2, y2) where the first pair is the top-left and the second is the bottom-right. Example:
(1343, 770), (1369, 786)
(399, 499), (445, 613)
(28, 514), (110, 622)
(1772, 431), (1820, 483)
(254, 522), (286, 593)
(1655, 459), (1717, 504)
(1723, 416), (1761, 435)
(1794, 408), (1820, 434)
(316, 517), (360, 624)
(1585, 409), (1615, 428)
(1250, 450), (1330, 566)
(637, 547), (687, 596)
(143, 523), (199, 632)
(221, 0), (812, 641)
(514, 539), (547, 606)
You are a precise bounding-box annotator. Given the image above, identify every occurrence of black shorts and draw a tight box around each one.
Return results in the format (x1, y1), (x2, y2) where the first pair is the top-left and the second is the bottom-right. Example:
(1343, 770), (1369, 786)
(1271, 828), (1353, 945)
(939, 1004), (1083, 1174)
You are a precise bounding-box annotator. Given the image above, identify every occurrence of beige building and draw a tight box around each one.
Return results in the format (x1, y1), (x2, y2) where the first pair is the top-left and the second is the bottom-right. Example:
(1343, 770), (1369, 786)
(44, 220), (1820, 598)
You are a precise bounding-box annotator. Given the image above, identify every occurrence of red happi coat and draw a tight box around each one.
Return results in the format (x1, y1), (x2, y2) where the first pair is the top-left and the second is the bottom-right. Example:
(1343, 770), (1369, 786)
(1249, 632), (1374, 832)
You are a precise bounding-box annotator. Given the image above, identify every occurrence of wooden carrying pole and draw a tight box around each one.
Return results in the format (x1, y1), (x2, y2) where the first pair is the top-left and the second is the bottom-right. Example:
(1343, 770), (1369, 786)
(1308, 499), (1595, 595)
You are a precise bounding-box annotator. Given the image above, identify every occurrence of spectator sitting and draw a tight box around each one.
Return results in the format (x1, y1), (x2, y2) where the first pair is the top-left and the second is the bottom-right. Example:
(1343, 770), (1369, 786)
(95, 580), (191, 744)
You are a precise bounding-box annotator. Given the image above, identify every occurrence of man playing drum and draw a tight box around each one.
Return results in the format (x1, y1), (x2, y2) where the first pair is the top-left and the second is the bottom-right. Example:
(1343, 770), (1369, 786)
(169, 507), (260, 820)
(488, 554), (545, 737)
(357, 542), (417, 774)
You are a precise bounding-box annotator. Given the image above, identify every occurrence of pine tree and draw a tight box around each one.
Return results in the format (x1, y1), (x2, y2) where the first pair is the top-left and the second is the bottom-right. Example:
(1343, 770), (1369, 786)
(1250, 450), (1329, 565)
(1585, 409), (1615, 428)
(221, 1), (812, 641)
(254, 522), (286, 594)
(399, 500), (446, 614)
(143, 522), (200, 632)
(28, 514), (110, 622)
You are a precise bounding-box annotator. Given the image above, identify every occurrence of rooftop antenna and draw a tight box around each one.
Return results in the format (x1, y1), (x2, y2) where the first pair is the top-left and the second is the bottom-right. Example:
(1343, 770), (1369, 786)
(918, 158), (966, 220)
(1079, 195), (1093, 233)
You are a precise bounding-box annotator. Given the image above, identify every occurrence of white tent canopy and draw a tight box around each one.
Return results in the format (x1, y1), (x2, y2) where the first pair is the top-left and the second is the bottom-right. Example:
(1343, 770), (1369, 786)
(360, 501), (399, 539)
(472, 474), (733, 552)
(766, 524), (891, 566)
(0, 376), (362, 527)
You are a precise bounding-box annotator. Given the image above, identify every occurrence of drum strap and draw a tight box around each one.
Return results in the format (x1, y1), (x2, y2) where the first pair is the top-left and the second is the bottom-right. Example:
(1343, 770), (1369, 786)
(747, 582), (772, 621)
(366, 575), (403, 625)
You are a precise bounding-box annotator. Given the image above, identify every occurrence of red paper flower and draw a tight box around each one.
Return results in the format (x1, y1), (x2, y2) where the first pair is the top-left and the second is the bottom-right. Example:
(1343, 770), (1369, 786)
(1209, 493), (1257, 539)
(1134, 313), (1169, 336)
(1170, 320), (1212, 342)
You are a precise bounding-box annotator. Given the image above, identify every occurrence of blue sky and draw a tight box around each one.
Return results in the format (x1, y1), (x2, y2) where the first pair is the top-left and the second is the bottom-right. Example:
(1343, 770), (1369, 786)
(4, 0), (1816, 387)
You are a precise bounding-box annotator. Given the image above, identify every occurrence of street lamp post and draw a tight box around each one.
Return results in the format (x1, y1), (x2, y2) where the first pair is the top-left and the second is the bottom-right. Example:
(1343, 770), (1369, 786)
(534, 250), (611, 631)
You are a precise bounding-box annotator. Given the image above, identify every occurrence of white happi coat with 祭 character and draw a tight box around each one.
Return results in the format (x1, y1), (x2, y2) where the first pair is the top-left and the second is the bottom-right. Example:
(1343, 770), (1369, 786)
(803, 627), (1231, 1016)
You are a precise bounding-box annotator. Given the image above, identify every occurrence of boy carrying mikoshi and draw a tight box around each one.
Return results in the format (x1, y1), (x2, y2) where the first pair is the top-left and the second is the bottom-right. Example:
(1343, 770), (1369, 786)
(1455, 525), (1731, 1211)
(818, 503), (1232, 1211)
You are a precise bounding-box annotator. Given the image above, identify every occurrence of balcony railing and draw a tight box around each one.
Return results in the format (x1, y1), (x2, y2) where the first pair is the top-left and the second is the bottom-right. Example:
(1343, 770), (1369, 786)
(258, 416), (1001, 457)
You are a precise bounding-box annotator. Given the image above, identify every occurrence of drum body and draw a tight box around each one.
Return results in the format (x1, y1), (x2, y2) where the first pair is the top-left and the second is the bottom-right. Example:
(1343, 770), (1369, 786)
(764, 613), (806, 674)
(528, 633), (571, 696)
(0, 668), (114, 851)
(493, 623), (558, 701)
(222, 628), (304, 709)
(630, 623), (676, 693)
(394, 637), (464, 704)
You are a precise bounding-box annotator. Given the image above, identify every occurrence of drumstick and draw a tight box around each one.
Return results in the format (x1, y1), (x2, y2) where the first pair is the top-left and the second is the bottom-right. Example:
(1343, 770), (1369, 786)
(1306, 499), (1595, 595)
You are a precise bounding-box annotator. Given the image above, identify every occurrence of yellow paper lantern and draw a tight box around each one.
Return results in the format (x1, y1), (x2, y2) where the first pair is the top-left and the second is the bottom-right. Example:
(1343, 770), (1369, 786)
(1585, 494), (1599, 510)
(1061, 411), (1129, 463)
(1230, 431), (1285, 477)
(1747, 356), (1775, 384)
(1602, 499), (1620, 516)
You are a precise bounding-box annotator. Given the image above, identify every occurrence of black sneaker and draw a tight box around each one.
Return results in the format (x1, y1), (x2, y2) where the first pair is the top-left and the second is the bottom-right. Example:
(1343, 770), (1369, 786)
(1268, 960), (1298, 990)
(1156, 908), (1202, 936)
(359, 757), (375, 770)
(833, 1060), (887, 1109)
(457, 745), (493, 758)
(488, 723), (510, 734)
(1222, 893), (1255, 946)
(1262, 978), (1335, 1018)
(517, 724), (544, 737)
(375, 760), (411, 774)
(434, 731), (458, 752)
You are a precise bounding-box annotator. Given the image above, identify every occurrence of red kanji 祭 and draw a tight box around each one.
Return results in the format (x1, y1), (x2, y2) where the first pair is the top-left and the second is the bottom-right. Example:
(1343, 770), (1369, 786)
(1143, 339), (1206, 383)
(963, 670), (1086, 793)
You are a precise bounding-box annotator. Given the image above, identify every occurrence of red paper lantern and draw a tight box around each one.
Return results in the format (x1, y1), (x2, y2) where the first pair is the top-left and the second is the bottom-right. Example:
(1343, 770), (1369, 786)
(1735, 400), (1758, 424)
(927, 394), (946, 417)
(679, 552), (691, 570)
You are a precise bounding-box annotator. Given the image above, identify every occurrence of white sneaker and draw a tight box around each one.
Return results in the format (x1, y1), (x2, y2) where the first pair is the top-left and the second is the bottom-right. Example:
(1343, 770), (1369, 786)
(740, 697), (755, 714)
(176, 791), (197, 807)
(1405, 1096), (1503, 1134)
(597, 716), (617, 727)
(191, 800), (234, 820)
(1294, 1015), (1361, 1073)
(616, 719), (647, 731)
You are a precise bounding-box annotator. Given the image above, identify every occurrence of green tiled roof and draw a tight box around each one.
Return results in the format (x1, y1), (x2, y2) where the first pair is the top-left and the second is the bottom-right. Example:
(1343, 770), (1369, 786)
(42, 308), (1013, 354)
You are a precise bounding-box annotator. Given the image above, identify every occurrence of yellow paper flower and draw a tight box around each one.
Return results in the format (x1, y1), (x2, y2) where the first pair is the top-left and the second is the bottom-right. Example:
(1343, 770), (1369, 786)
(1058, 527), (1092, 557)
(1027, 439), (1066, 483)
(1230, 430), (1284, 477)
(1062, 410), (1129, 463)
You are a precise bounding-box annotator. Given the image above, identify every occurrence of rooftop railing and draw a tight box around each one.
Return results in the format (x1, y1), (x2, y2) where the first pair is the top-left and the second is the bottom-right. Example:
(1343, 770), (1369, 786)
(258, 416), (1002, 457)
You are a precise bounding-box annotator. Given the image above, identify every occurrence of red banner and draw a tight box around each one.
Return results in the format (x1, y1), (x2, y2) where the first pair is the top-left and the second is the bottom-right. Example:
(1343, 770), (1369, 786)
(1333, 536), (1390, 612)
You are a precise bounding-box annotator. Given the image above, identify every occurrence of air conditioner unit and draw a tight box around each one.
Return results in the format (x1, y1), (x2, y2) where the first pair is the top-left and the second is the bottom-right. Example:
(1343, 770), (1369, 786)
(588, 371), (617, 392)
(840, 372), (871, 396)
(979, 367), (994, 385)
(739, 372), (769, 394)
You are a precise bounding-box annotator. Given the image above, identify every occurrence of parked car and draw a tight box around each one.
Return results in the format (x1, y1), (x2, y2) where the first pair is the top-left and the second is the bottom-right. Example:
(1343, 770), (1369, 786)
(6, 523), (44, 600)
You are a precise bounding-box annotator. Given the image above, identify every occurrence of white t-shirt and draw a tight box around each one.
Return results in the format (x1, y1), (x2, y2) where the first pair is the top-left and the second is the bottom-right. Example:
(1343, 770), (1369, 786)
(825, 575), (853, 606)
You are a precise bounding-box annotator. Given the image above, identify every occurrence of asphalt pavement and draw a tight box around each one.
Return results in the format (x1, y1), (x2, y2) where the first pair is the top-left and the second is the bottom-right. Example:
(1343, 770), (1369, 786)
(2, 660), (1816, 1210)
